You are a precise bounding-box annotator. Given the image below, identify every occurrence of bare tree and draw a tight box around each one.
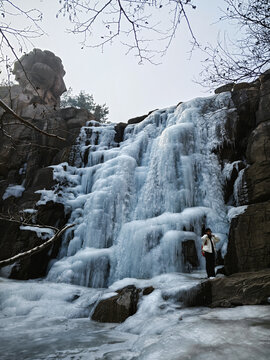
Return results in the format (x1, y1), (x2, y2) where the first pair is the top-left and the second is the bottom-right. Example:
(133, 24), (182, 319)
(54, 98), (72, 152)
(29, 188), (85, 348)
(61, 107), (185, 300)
(0, 1), (44, 75)
(57, 0), (198, 64)
(199, 0), (270, 87)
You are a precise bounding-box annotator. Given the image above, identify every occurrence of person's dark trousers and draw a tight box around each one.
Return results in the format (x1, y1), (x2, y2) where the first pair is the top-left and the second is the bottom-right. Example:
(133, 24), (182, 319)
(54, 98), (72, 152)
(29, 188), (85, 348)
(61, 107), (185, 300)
(205, 252), (216, 277)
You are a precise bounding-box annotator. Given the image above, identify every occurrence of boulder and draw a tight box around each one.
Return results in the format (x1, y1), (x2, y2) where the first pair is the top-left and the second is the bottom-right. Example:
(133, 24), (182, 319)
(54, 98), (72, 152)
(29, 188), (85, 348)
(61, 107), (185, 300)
(13, 48), (66, 108)
(92, 285), (155, 323)
(92, 285), (140, 323)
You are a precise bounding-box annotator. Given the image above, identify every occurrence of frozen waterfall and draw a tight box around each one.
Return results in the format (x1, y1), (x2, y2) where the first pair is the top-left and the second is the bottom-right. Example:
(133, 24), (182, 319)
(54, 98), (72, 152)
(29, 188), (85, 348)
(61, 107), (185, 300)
(41, 92), (237, 287)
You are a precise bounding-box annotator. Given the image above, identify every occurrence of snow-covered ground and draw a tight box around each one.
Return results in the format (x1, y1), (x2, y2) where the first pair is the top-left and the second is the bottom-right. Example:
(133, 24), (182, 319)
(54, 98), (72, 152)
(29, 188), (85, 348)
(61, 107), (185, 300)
(1, 276), (269, 360)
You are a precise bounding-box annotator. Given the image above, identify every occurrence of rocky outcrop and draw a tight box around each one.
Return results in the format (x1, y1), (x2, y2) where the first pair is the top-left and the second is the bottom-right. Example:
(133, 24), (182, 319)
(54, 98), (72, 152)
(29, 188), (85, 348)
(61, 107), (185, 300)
(209, 270), (270, 307)
(0, 50), (95, 279)
(13, 48), (66, 109)
(215, 72), (270, 275)
(175, 270), (270, 308)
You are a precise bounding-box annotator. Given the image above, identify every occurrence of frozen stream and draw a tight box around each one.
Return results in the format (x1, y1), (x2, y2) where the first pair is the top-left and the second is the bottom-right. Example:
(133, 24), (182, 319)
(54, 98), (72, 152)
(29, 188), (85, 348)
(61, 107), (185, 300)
(0, 276), (269, 360)
(1, 93), (270, 359)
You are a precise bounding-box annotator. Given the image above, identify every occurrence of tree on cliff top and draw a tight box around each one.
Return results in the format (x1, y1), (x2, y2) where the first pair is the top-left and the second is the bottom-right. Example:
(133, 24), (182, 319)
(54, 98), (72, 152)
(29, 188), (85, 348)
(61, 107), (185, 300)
(60, 88), (109, 122)
(200, 0), (270, 86)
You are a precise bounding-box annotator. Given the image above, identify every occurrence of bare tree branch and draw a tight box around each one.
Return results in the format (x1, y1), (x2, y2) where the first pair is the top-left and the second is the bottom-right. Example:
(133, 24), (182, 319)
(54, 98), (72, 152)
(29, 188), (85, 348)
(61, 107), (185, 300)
(199, 0), (270, 88)
(0, 223), (75, 268)
(56, 0), (198, 63)
(0, 98), (66, 141)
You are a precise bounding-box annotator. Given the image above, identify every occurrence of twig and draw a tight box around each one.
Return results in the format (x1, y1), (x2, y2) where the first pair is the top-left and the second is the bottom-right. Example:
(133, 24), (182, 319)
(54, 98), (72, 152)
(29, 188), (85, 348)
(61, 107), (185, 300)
(0, 223), (75, 268)
(0, 98), (66, 141)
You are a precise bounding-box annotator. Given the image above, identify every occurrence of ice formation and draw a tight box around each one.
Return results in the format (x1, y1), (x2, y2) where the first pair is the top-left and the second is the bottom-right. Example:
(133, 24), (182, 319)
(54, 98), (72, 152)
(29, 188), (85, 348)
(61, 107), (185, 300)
(37, 92), (245, 287)
(0, 277), (269, 360)
(2, 184), (25, 200)
(1, 92), (268, 360)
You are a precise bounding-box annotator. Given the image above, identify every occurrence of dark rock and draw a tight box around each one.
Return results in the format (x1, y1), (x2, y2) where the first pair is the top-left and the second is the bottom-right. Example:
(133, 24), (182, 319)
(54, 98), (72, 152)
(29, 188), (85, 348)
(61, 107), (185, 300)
(0, 219), (52, 279)
(128, 114), (148, 125)
(232, 80), (260, 92)
(180, 270), (270, 308)
(92, 285), (140, 323)
(244, 121), (270, 204)
(31, 167), (55, 190)
(257, 72), (270, 125)
(216, 250), (224, 266)
(214, 83), (234, 94)
(225, 202), (270, 274)
(142, 286), (155, 295)
(210, 269), (270, 307)
(231, 88), (259, 157)
(127, 110), (157, 125)
(114, 122), (127, 143)
(223, 161), (246, 204)
(174, 281), (212, 307)
(36, 201), (67, 228)
(182, 240), (199, 269)
(245, 161), (270, 204)
(246, 121), (270, 164)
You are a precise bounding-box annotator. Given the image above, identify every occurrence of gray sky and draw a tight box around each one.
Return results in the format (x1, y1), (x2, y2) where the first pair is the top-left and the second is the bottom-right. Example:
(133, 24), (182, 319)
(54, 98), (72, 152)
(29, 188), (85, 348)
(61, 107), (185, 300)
(2, 0), (230, 123)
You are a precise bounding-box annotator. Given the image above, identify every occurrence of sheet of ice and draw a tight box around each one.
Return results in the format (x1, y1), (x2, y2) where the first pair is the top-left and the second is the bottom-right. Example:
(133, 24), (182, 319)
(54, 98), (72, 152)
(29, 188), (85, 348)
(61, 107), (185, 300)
(22, 209), (38, 214)
(0, 278), (269, 360)
(233, 168), (249, 206)
(227, 206), (248, 221)
(38, 92), (240, 287)
(2, 184), (25, 200)
(20, 225), (55, 240)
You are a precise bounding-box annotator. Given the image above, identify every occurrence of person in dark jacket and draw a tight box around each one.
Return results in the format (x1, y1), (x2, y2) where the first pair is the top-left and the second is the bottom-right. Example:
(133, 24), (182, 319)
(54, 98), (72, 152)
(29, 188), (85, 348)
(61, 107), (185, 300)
(201, 228), (220, 278)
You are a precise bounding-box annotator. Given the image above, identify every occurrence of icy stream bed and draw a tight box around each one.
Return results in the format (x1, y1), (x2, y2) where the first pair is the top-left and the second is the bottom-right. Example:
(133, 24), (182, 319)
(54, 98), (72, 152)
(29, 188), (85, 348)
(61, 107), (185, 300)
(1, 276), (269, 360)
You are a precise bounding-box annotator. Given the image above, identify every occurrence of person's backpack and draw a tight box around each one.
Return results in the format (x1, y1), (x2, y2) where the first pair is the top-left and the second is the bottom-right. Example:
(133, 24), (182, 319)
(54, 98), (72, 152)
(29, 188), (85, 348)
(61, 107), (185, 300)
(201, 245), (205, 257)
(201, 238), (208, 257)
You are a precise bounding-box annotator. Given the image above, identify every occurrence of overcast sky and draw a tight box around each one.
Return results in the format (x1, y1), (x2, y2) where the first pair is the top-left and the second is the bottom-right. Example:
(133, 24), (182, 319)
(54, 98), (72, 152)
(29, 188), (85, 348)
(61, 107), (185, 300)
(2, 0), (231, 123)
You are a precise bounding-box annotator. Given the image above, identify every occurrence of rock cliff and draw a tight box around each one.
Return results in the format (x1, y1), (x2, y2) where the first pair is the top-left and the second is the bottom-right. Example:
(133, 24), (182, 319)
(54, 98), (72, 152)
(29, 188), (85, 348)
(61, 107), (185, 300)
(220, 74), (270, 274)
(0, 49), (95, 278)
